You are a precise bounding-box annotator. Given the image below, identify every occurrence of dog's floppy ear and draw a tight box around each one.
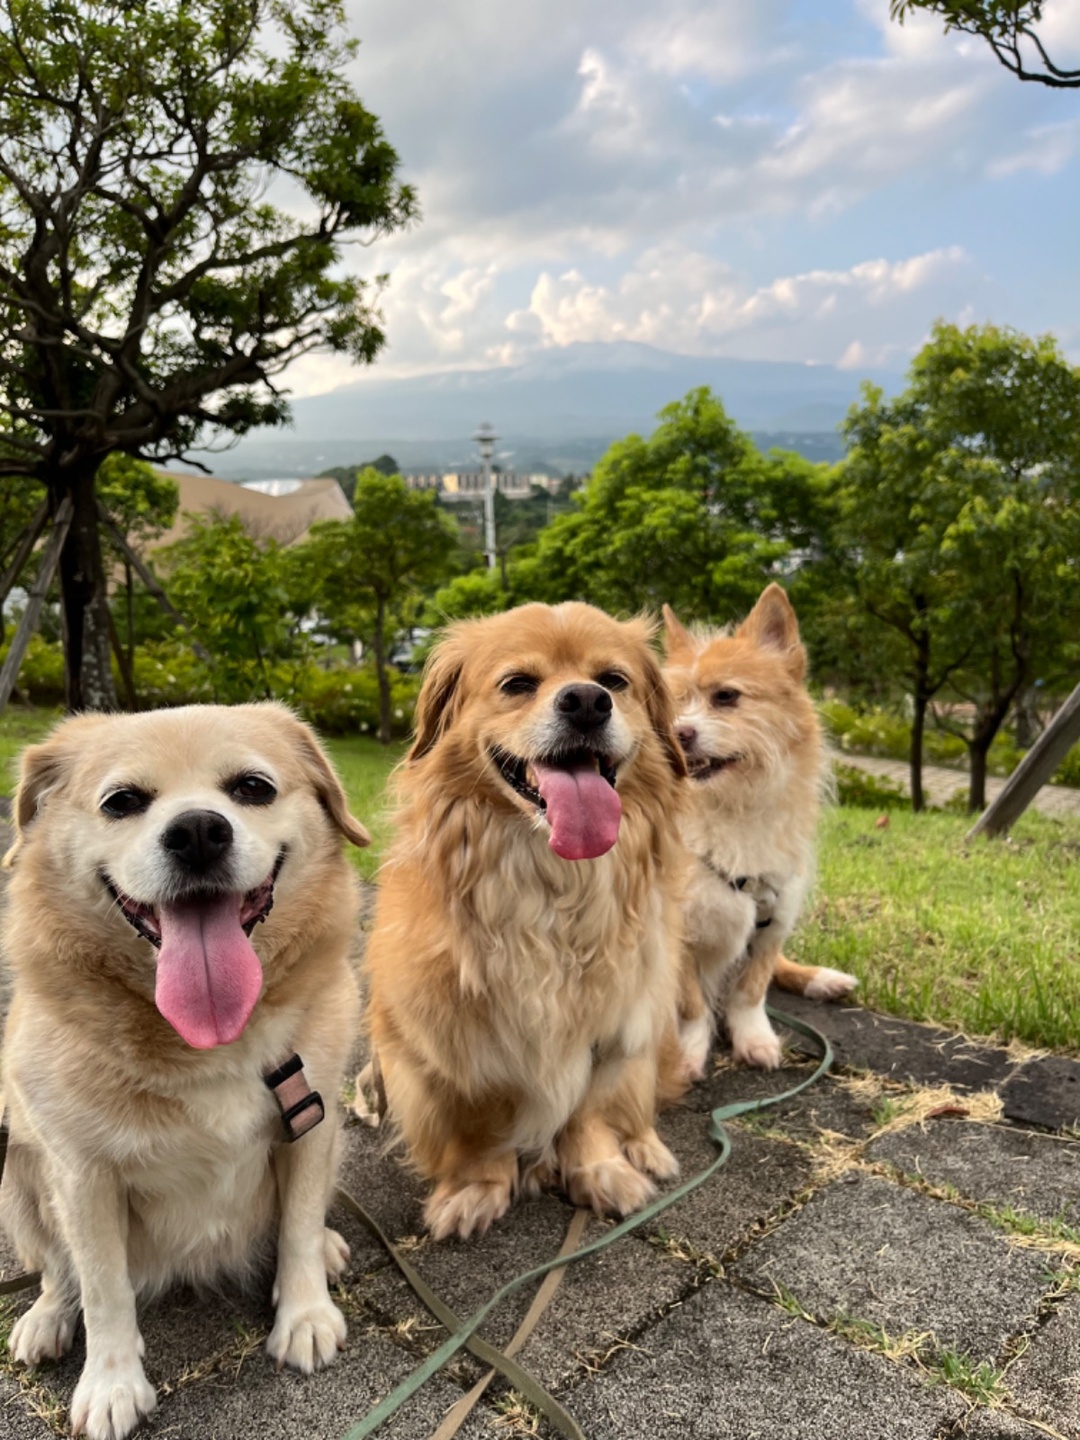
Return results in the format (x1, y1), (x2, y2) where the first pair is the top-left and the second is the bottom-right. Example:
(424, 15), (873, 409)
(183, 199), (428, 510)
(408, 631), (466, 763)
(634, 629), (688, 781)
(290, 717), (371, 849)
(3, 726), (84, 868)
(738, 583), (806, 680)
(661, 603), (695, 659)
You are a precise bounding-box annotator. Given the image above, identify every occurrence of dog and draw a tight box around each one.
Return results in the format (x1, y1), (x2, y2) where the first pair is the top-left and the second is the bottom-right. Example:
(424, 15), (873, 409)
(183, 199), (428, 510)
(362, 601), (689, 1241)
(0, 703), (369, 1440)
(662, 584), (856, 1074)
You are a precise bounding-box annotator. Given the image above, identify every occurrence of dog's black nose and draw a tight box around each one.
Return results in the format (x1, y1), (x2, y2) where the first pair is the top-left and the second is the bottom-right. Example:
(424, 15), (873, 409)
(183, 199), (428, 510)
(161, 810), (234, 873)
(555, 683), (613, 732)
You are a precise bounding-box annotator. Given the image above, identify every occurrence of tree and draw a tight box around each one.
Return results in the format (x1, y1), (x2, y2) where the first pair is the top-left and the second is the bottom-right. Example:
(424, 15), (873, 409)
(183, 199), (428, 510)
(840, 322), (1080, 811)
(160, 510), (299, 701)
(890, 2), (1080, 88)
(0, 0), (415, 710)
(518, 389), (832, 621)
(0, 481), (46, 644)
(299, 470), (459, 742)
(96, 454), (179, 704)
(317, 455), (399, 503)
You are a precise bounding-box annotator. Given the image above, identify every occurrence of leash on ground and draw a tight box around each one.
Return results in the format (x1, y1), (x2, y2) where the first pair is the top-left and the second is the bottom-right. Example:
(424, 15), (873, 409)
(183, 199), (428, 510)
(338, 1004), (833, 1440)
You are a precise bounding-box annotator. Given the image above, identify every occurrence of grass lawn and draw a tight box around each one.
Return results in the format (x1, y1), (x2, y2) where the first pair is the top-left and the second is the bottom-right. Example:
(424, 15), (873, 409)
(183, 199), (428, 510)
(791, 806), (1080, 1055)
(2, 706), (1078, 1051)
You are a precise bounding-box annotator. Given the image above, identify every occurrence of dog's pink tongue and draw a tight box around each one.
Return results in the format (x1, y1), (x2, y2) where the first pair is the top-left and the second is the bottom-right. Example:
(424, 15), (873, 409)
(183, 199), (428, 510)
(533, 761), (622, 861)
(155, 893), (263, 1049)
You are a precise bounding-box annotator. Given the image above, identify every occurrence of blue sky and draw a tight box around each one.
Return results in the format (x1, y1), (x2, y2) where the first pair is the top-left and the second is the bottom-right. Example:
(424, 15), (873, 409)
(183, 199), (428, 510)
(288, 0), (1080, 393)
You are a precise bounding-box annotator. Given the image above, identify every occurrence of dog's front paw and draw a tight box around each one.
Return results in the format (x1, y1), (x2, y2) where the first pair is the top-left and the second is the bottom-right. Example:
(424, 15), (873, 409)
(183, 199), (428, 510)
(729, 1006), (783, 1069)
(267, 1298), (347, 1374)
(624, 1130), (680, 1182)
(70, 1356), (156, 1440)
(567, 1156), (656, 1217)
(425, 1177), (513, 1241)
(10, 1294), (77, 1366)
(803, 966), (858, 1001)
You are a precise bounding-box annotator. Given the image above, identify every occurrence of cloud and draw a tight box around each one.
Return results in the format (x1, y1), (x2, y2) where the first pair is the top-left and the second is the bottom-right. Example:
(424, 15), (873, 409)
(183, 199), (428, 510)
(272, 0), (1080, 394)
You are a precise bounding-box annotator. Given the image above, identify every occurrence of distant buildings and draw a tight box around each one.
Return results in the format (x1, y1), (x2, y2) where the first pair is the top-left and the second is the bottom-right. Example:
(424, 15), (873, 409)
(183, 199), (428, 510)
(403, 471), (561, 501)
(151, 472), (352, 547)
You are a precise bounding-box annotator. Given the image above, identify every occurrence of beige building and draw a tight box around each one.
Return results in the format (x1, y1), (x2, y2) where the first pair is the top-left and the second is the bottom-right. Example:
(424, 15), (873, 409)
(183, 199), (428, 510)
(404, 471), (558, 501)
(151, 473), (352, 548)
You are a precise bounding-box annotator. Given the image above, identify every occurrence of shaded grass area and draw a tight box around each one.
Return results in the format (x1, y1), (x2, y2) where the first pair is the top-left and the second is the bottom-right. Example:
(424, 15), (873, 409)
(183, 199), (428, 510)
(2, 708), (1079, 1048)
(791, 807), (1080, 1054)
(0, 706), (60, 793)
(322, 734), (404, 882)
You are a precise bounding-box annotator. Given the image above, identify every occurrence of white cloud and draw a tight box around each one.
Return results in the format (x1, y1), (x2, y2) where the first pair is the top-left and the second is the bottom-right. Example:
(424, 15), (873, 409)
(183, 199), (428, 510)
(271, 0), (1080, 392)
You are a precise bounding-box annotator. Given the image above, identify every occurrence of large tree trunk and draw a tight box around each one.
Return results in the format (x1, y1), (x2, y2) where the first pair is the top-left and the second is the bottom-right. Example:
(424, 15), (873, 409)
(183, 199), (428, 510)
(57, 468), (119, 712)
(373, 595), (392, 745)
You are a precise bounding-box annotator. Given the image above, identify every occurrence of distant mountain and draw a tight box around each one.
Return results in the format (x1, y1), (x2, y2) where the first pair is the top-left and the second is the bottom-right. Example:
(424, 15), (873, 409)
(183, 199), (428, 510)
(188, 342), (896, 479)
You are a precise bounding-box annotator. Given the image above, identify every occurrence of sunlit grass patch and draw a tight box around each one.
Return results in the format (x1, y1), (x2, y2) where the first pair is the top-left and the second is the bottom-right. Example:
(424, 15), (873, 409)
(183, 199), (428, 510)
(791, 807), (1080, 1053)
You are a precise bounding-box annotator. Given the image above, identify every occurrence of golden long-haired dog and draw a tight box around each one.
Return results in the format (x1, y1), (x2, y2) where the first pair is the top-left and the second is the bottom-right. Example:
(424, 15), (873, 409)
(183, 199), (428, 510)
(363, 602), (688, 1241)
(662, 585), (855, 1074)
(0, 704), (369, 1440)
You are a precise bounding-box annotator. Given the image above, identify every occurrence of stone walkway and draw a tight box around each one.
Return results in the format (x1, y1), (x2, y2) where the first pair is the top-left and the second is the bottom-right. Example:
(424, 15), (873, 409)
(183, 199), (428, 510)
(4, 990), (1080, 1440)
(838, 753), (1080, 819)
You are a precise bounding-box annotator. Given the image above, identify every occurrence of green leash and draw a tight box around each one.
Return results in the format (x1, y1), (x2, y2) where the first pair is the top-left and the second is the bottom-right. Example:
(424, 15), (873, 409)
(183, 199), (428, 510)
(340, 1004), (833, 1440)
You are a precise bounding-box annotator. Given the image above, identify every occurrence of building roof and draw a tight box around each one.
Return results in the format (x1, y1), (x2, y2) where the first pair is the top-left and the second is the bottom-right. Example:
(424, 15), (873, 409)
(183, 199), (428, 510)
(151, 471), (351, 549)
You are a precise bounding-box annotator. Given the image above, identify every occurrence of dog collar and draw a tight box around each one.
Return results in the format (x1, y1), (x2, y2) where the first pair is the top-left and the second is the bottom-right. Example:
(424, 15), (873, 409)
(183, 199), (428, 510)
(263, 1053), (325, 1142)
(697, 855), (773, 929)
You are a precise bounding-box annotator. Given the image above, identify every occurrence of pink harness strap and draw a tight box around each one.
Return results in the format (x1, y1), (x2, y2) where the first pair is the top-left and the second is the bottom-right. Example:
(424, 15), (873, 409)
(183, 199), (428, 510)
(263, 1053), (325, 1142)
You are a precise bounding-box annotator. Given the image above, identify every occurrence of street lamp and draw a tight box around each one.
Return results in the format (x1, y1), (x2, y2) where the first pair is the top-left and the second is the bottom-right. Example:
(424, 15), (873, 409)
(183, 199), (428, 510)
(474, 421), (499, 570)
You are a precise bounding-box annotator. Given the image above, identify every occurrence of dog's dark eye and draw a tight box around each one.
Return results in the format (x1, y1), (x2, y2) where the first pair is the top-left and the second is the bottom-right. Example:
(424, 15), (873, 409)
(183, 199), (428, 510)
(230, 774), (277, 805)
(100, 788), (152, 819)
(500, 673), (539, 696)
(711, 689), (740, 709)
(595, 671), (629, 692)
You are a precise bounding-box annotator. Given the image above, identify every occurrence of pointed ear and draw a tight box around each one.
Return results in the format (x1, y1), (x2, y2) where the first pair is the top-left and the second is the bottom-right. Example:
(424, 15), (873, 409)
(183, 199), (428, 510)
(640, 643), (688, 781)
(661, 604), (695, 659)
(408, 631), (466, 763)
(738, 584), (806, 680)
(289, 716), (371, 849)
(2, 725), (90, 867)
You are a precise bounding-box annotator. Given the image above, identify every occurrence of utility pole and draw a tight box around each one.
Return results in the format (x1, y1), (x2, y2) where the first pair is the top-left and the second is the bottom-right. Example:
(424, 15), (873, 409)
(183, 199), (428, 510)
(474, 421), (499, 570)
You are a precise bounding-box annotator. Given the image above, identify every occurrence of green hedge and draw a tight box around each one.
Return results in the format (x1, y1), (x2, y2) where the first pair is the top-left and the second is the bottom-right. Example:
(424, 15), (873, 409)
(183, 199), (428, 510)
(819, 698), (1080, 789)
(0, 637), (421, 739)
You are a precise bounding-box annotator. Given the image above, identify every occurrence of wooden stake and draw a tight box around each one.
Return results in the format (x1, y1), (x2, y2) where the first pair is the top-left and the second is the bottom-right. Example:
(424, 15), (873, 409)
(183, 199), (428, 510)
(967, 681), (1080, 839)
(0, 498), (74, 716)
(95, 500), (211, 663)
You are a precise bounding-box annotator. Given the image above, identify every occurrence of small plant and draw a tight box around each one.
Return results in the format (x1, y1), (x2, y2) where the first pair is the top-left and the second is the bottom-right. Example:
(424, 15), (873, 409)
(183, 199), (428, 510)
(832, 762), (908, 809)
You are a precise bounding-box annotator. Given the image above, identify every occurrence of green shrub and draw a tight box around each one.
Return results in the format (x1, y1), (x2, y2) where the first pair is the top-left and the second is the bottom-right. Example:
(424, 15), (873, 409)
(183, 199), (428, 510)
(0, 632), (66, 705)
(832, 762), (908, 809)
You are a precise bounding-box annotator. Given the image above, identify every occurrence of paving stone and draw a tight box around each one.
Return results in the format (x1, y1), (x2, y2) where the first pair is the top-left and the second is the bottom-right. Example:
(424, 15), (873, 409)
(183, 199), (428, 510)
(142, 1318), (467, 1440)
(772, 990), (1017, 1093)
(732, 1173), (1053, 1363)
(359, 1189), (693, 1390)
(1005, 1293), (1080, 1433)
(0, 1374), (60, 1439)
(1001, 1056), (1080, 1132)
(957, 1412), (1051, 1439)
(568, 1278), (964, 1440)
(334, 1117), (429, 1266)
(648, 1105), (815, 1258)
(681, 1061), (881, 1143)
(868, 1119), (1080, 1225)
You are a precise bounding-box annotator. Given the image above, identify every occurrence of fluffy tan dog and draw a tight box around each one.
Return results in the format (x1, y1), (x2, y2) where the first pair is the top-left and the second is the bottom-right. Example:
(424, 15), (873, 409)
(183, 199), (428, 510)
(363, 602), (688, 1241)
(662, 585), (856, 1074)
(0, 704), (369, 1440)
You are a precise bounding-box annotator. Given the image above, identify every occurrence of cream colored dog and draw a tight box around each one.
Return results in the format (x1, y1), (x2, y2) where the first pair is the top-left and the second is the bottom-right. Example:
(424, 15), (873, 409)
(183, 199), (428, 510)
(662, 586), (856, 1074)
(0, 704), (369, 1440)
